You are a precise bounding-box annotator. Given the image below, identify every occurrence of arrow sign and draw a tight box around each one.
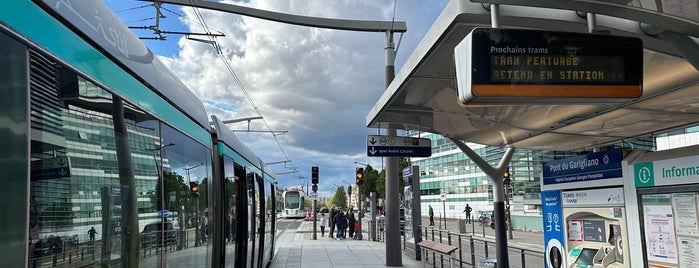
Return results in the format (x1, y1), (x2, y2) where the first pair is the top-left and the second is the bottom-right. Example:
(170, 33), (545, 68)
(369, 136), (377, 145)
(366, 135), (431, 157)
(31, 156), (72, 180)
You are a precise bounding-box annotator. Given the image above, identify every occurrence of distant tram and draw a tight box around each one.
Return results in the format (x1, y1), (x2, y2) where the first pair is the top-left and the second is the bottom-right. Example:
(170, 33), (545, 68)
(281, 190), (306, 219)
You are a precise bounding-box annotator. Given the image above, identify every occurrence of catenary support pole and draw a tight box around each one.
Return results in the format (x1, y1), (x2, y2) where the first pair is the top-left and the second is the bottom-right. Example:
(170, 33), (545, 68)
(449, 137), (513, 268)
(384, 30), (401, 267)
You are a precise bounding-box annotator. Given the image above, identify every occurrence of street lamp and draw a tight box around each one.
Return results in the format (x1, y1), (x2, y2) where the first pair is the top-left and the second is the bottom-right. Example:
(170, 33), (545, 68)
(146, 142), (174, 263)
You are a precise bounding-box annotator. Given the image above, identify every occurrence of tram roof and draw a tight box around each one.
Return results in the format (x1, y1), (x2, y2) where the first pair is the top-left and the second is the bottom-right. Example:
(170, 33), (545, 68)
(366, 0), (699, 151)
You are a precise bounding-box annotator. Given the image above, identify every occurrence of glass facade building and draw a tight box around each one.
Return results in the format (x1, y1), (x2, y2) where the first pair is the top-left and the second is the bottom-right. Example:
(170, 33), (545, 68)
(410, 132), (655, 219)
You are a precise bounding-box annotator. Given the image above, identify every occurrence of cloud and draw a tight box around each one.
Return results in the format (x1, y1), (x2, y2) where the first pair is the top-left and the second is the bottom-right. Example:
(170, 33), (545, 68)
(156, 0), (447, 188)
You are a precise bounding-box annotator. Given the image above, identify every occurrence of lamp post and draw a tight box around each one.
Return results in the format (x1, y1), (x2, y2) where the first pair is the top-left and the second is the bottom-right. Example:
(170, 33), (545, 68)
(147, 142), (174, 265)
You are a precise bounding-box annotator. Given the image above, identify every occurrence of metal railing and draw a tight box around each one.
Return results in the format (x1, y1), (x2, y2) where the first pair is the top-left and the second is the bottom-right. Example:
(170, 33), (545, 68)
(370, 218), (544, 267)
(420, 226), (544, 268)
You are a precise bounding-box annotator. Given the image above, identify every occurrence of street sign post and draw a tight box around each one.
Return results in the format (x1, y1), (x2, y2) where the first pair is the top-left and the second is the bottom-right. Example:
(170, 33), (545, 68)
(366, 135), (431, 157)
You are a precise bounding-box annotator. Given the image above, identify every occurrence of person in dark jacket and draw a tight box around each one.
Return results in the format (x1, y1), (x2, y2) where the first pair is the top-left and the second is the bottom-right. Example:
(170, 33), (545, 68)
(334, 209), (347, 240)
(329, 207), (336, 238)
(347, 210), (356, 239)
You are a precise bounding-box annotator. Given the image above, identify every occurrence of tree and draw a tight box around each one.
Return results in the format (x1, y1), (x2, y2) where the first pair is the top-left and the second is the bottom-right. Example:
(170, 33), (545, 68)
(373, 157), (411, 199)
(327, 186), (347, 209)
(150, 171), (189, 212)
(360, 164), (380, 199)
(376, 170), (386, 199)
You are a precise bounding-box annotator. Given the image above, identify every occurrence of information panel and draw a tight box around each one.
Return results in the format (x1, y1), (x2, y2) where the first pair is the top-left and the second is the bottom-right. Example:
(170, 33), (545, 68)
(454, 28), (643, 104)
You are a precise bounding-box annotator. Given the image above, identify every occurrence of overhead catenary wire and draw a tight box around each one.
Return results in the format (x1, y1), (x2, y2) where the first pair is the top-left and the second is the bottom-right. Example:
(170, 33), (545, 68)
(185, 1), (293, 167)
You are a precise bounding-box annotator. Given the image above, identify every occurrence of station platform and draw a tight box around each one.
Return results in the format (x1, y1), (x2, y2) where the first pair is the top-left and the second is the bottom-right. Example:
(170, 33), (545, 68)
(270, 220), (423, 268)
(270, 216), (544, 268)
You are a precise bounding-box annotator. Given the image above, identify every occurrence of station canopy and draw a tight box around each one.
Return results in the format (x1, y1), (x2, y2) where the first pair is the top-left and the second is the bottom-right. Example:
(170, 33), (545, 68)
(366, 0), (699, 151)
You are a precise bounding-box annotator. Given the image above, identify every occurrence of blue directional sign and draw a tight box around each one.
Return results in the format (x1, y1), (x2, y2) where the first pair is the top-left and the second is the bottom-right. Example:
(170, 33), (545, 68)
(367, 135), (431, 157)
(31, 156), (71, 180)
(159, 210), (170, 218)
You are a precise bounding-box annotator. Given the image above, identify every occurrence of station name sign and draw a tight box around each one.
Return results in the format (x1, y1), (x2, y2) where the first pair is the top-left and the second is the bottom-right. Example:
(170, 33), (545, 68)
(454, 28), (643, 104)
(542, 148), (622, 185)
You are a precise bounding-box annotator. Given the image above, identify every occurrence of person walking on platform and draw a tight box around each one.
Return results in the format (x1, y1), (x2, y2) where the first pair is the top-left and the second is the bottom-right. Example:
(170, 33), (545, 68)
(329, 207), (336, 238)
(319, 212), (327, 237)
(347, 210), (356, 239)
(428, 205), (434, 226)
(463, 204), (472, 224)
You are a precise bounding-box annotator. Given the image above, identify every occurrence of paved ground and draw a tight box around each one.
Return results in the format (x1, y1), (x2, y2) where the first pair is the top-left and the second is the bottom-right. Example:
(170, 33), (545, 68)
(270, 216), (545, 267)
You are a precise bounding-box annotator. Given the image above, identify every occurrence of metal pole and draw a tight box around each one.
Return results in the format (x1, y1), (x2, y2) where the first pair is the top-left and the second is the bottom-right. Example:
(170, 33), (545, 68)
(587, 12), (597, 33)
(370, 192), (376, 241)
(505, 182), (513, 239)
(442, 199), (447, 229)
(313, 199), (317, 240)
(384, 30), (401, 267)
(490, 5), (511, 267)
(357, 185), (362, 240)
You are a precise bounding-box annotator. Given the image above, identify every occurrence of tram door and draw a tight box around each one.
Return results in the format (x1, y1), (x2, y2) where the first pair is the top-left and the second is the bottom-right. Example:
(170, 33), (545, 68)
(246, 171), (258, 268)
(223, 159), (240, 267)
(255, 175), (265, 267)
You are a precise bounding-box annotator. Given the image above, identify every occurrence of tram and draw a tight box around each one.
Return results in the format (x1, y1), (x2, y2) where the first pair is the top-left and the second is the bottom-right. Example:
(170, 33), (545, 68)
(281, 190), (307, 219)
(1, 1), (276, 267)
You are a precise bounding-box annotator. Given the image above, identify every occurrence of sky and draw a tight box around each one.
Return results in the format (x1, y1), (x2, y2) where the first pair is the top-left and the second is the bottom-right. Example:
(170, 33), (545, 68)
(103, 0), (450, 195)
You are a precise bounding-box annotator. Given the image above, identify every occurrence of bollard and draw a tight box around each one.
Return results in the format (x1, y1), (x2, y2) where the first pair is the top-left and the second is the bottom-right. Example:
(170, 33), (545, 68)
(470, 235), (476, 266)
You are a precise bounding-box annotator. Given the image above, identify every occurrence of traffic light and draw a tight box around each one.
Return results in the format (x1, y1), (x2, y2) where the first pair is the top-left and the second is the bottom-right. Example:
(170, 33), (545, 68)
(311, 166), (319, 184)
(503, 168), (511, 185)
(312, 184), (318, 192)
(355, 167), (364, 185)
(190, 181), (199, 196)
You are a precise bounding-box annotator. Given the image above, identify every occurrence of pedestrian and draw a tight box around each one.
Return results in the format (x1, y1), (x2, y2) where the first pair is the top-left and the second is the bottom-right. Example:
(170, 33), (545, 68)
(334, 209), (346, 240)
(463, 204), (473, 224)
(428, 204), (434, 226)
(202, 211), (209, 245)
(329, 207), (336, 238)
(347, 210), (356, 239)
(353, 222), (359, 239)
(319, 212), (327, 237)
(88, 227), (97, 243)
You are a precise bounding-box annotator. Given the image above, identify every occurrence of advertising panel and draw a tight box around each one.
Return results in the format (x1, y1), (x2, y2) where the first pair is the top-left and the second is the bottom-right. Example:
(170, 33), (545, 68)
(543, 190), (566, 268)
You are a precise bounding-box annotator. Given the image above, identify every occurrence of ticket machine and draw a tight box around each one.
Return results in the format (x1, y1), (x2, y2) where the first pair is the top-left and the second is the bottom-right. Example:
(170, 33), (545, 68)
(542, 149), (630, 268)
(562, 190), (628, 268)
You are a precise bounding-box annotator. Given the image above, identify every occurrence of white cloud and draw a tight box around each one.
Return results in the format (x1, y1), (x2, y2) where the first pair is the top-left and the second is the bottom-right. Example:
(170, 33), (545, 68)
(155, 0), (448, 188)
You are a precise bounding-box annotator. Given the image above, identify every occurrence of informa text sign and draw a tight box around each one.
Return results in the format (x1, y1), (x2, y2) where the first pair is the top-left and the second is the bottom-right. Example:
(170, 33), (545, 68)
(454, 28), (643, 104)
(634, 154), (699, 187)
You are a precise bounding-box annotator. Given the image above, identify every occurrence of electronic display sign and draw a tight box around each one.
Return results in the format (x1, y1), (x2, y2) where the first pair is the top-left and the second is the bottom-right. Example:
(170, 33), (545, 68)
(454, 28), (643, 104)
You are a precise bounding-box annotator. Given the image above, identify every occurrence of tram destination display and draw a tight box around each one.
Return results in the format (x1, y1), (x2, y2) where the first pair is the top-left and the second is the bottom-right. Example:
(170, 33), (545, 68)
(454, 28), (643, 104)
